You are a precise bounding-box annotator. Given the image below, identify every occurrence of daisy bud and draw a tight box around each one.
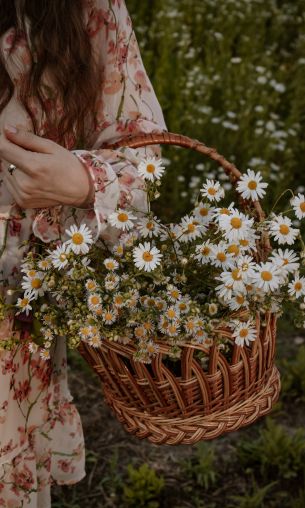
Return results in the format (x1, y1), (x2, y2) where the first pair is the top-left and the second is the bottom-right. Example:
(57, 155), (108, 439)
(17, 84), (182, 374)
(6, 289), (14, 296)
(181, 257), (188, 265)
(154, 192), (161, 199)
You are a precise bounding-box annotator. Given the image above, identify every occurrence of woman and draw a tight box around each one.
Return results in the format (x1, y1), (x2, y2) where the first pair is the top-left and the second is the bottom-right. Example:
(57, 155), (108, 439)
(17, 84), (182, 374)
(0, 0), (167, 505)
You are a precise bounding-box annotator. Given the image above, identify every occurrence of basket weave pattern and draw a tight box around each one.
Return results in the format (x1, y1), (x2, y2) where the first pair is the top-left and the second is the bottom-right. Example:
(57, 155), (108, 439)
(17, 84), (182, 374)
(78, 132), (281, 445)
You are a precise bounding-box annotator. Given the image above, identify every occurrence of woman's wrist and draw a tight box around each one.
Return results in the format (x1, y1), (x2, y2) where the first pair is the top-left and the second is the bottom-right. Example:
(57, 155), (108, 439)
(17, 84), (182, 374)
(78, 174), (95, 208)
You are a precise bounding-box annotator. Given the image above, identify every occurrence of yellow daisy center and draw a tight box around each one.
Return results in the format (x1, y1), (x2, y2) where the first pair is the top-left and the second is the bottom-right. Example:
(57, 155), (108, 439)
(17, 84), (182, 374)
(59, 254), (67, 262)
(179, 302), (187, 310)
(90, 296), (100, 305)
(115, 296), (123, 305)
(147, 343), (156, 353)
(167, 309), (177, 319)
(228, 244), (240, 255)
(283, 258), (289, 265)
(106, 262), (115, 269)
(220, 208), (230, 215)
(199, 207), (208, 216)
(143, 251), (153, 262)
(240, 239), (249, 246)
(168, 324), (177, 334)
(171, 290), (180, 299)
(146, 222), (154, 230)
(28, 270), (36, 277)
(201, 246), (211, 256)
(118, 212), (128, 222)
(232, 268), (242, 281)
(105, 312), (113, 321)
(261, 271), (272, 281)
(187, 223), (196, 233)
(236, 295), (245, 304)
(21, 298), (29, 307)
(300, 202), (305, 212)
(279, 224), (289, 235)
(217, 252), (227, 262)
(146, 164), (156, 173)
(239, 328), (249, 338)
(72, 233), (84, 245)
(295, 282), (302, 291)
(208, 187), (217, 195)
(87, 281), (96, 290)
(231, 217), (242, 229)
(31, 278), (42, 289)
(248, 180), (257, 190)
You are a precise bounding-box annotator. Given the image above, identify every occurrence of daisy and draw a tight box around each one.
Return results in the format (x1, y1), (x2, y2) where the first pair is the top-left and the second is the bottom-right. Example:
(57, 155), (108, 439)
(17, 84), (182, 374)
(79, 326), (93, 341)
(194, 241), (213, 264)
(38, 258), (52, 271)
(65, 224), (94, 254)
(193, 202), (215, 225)
(288, 275), (305, 298)
(268, 215), (299, 245)
(210, 242), (235, 270)
(238, 230), (260, 251)
(270, 248), (300, 274)
(137, 217), (162, 238)
(48, 244), (69, 269)
(211, 202), (236, 223)
(113, 293), (125, 308)
(215, 281), (234, 301)
(85, 279), (98, 292)
(112, 244), (124, 257)
(200, 179), (225, 202)
(134, 326), (147, 339)
(88, 335), (102, 347)
(28, 342), (39, 354)
(177, 298), (191, 314)
(184, 318), (198, 336)
(216, 268), (246, 294)
(87, 293), (102, 310)
(231, 320), (257, 347)
(108, 209), (137, 231)
(167, 285), (182, 302)
(250, 262), (283, 292)
(40, 348), (51, 360)
(146, 340), (160, 356)
(137, 156), (165, 181)
(15, 294), (35, 316)
(227, 293), (249, 311)
(165, 306), (180, 321)
(133, 242), (162, 272)
(236, 169), (268, 201)
(21, 273), (45, 299)
(159, 223), (182, 242)
(219, 209), (255, 241)
(155, 298), (167, 312)
(179, 215), (205, 243)
(88, 335), (102, 348)
(102, 307), (118, 325)
(41, 328), (54, 341)
(290, 193), (305, 220)
(104, 273), (120, 291)
(235, 255), (257, 282)
(103, 258), (119, 271)
(167, 321), (181, 337)
(193, 328), (208, 343)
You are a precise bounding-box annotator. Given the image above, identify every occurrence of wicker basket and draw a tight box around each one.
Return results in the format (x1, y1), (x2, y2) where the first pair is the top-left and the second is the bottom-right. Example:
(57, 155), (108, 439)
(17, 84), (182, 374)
(78, 132), (281, 445)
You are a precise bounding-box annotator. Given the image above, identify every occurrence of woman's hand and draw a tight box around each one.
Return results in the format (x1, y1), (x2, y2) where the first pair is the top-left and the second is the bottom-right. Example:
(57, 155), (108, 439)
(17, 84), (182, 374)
(0, 125), (94, 209)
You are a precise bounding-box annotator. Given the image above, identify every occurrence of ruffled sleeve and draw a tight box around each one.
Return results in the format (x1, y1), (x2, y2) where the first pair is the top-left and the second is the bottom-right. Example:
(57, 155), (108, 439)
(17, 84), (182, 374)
(32, 0), (168, 244)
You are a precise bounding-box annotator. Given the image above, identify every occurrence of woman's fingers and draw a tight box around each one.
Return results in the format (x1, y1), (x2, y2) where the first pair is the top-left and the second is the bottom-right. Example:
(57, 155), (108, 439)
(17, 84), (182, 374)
(4, 125), (56, 153)
(0, 131), (49, 176)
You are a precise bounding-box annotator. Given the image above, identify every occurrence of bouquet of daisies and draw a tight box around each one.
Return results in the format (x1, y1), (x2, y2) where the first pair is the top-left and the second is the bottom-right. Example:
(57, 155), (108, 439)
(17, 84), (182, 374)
(2, 156), (305, 363)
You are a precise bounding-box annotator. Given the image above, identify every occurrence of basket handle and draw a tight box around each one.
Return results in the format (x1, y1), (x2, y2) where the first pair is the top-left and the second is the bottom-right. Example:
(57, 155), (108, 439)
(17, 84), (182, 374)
(103, 131), (271, 258)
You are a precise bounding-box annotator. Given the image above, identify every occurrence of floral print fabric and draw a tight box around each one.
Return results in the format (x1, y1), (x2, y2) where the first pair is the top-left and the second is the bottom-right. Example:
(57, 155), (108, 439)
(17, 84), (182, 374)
(0, 0), (167, 505)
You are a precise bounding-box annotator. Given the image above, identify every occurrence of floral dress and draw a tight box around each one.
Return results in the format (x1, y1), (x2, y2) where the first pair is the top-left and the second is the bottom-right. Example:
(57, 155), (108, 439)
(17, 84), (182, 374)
(0, 0), (168, 505)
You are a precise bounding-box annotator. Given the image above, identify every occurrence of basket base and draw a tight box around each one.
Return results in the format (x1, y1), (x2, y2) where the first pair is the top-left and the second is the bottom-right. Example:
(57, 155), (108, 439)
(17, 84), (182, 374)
(102, 365), (281, 445)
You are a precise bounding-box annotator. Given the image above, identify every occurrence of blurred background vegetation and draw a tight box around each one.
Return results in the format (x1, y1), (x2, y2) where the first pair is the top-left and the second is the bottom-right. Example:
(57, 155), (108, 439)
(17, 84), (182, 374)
(53, 1), (305, 506)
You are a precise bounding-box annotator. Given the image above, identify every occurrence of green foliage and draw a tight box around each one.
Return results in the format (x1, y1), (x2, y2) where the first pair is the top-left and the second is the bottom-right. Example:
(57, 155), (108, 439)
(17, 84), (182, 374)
(280, 345), (305, 401)
(229, 479), (277, 508)
(127, 0), (305, 219)
(122, 462), (165, 508)
(235, 417), (305, 480)
(181, 442), (218, 490)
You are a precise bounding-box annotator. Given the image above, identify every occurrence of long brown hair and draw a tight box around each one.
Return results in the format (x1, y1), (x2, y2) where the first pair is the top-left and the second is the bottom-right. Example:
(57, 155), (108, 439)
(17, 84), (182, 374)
(0, 0), (102, 148)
